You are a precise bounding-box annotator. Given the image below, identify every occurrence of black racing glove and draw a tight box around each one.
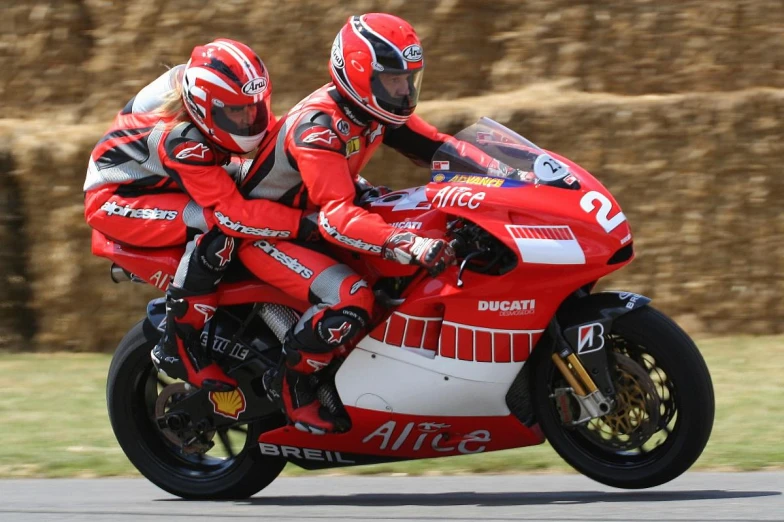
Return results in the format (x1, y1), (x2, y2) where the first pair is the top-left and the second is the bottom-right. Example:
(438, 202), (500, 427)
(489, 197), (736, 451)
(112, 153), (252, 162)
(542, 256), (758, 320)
(382, 232), (456, 276)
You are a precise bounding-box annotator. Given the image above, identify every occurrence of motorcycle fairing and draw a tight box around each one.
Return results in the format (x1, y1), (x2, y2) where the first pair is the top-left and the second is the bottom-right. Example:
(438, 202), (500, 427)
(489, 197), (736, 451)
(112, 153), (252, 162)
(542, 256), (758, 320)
(258, 406), (544, 466)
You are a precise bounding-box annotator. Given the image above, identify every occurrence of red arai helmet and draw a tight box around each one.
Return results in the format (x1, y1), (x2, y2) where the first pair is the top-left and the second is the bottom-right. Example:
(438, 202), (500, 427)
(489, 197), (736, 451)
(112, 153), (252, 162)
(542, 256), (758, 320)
(329, 14), (425, 126)
(181, 38), (273, 153)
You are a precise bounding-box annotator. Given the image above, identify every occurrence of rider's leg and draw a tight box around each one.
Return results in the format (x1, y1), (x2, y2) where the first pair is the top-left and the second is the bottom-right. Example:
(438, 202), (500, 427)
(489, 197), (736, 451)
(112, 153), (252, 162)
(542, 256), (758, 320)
(239, 239), (374, 433)
(85, 190), (202, 248)
(152, 226), (238, 391)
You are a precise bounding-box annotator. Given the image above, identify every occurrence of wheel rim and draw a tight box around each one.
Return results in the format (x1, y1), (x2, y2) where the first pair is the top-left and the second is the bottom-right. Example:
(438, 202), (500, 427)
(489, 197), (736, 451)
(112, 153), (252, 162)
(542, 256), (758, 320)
(577, 353), (661, 451)
(129, 355), (254, 479)
(551, 333), (681, 468)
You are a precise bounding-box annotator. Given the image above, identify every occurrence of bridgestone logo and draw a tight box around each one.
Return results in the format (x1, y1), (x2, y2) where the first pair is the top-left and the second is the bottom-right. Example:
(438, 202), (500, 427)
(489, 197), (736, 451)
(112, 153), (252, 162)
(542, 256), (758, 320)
(100, 201), (177, 221)
(319, 213), (382, 253)
(254, 240), (313, 279)
(215, 211), (291, 238)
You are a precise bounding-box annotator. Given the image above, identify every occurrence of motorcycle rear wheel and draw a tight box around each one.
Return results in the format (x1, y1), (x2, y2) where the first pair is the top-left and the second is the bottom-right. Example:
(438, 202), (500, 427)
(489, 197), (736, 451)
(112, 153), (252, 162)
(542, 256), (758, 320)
(106, 319), (286, 499)
(532, 305), (714, 489)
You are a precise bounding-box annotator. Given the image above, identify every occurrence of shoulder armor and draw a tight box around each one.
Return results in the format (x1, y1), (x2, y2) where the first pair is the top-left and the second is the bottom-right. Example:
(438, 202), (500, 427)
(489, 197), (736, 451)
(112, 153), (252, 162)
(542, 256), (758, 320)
(164, 123), (221, 166)
(293, 111), (346, 155)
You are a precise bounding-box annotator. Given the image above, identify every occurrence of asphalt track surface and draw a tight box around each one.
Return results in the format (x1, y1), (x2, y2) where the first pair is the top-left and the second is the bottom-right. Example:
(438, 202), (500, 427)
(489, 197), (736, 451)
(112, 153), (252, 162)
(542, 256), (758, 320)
(0, 471), (781, 521)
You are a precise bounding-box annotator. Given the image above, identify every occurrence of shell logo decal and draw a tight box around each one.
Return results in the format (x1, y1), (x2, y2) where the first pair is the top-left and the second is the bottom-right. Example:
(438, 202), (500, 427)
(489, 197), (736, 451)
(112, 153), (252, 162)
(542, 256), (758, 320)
(209, 389), (247, 420)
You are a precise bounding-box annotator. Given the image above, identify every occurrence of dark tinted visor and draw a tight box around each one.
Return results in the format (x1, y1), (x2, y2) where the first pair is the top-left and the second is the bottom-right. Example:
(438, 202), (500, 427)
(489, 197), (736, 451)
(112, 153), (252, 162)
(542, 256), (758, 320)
(212, 100), (269, 136)
(370, 69), (424, 118)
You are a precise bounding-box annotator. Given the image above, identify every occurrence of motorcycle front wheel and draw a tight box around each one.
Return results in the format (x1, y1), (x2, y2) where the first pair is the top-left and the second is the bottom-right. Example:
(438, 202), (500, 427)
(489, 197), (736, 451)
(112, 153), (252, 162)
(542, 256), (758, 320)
(532, 305), (714, 489)
(106, 319), (286, 499)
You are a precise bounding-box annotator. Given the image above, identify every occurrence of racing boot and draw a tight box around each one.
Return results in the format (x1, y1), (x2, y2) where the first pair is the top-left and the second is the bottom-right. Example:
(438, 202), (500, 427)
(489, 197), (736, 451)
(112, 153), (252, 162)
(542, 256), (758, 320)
(151, 290), (237, 392)
(263, 341), (344, 435)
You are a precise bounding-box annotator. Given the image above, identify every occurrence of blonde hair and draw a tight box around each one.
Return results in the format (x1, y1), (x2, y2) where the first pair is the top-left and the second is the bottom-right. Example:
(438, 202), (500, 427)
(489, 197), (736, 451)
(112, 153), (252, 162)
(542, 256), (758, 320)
(154, 69), (190, 124)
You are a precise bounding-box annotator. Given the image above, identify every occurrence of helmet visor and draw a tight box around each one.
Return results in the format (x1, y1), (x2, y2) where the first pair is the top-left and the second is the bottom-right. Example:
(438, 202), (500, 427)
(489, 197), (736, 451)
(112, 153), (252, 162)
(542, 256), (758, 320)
(212, 100), (269, 137)
(371, 69), (424, 119)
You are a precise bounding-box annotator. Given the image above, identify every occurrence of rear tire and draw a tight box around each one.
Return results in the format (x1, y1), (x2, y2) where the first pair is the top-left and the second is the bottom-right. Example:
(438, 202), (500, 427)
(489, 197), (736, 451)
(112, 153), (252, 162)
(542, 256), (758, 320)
(532, 306), (714, 489)
(107, 319), (286, 499)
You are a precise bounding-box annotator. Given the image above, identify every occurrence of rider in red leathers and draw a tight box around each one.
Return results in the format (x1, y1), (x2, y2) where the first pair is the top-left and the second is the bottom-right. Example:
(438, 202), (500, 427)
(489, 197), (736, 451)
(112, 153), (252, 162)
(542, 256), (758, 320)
(236, 14), (514, 434)
(84, 39), (316, 391)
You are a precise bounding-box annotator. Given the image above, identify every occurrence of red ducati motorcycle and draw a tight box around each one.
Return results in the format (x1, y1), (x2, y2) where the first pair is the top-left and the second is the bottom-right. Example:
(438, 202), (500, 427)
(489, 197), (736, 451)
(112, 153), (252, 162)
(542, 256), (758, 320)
(100, 118), (714, 499)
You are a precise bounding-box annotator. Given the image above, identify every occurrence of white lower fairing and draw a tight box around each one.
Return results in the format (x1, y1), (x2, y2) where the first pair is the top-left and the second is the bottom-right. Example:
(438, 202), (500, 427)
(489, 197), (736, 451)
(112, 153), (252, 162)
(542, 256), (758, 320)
(334, 336), (532, 417)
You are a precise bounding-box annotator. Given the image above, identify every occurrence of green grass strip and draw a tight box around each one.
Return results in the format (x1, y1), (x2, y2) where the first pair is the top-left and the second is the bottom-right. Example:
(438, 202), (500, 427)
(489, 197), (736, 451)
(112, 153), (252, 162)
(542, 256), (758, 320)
(0, 335), (781, 477)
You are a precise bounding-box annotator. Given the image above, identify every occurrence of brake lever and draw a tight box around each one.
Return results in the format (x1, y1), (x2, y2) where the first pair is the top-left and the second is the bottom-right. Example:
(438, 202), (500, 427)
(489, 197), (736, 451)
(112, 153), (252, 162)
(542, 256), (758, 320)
(455, 249), (487, 288)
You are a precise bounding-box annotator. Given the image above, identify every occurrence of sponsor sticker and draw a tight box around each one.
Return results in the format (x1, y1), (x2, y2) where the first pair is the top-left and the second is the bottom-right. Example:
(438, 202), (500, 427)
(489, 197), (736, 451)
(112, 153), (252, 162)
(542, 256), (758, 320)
(363, 420), (490, 454)
(346, 136), (361, 157)
(259, 443), (355, 463)
(336, 119), (350, 135)
(577, 322), (605, 354)
(209, 389), (247, 420)
(478, 299), (536, 316)
(402, 44), (423, 62)
(241, 77), (268, 96)
(200, 331), (250, 361)
(331, 34), (345, 68)
(432, 160), (450, 171)
(389, 221), (422, 230)
(451, 174), (505, 188)
(431, 186), (486, 209)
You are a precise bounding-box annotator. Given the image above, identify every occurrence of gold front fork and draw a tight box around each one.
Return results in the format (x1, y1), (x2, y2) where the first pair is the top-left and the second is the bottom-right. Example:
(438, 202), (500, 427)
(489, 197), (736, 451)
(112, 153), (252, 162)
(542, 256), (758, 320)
(551, 352), (599, 396)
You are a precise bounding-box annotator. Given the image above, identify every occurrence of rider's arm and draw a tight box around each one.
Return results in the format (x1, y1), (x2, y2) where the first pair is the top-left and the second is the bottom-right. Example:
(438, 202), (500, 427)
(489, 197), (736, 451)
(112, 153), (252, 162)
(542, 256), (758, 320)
(383, 115), (512, 176)
(288, 116), (394, 255)
(161, 123), (305, 240)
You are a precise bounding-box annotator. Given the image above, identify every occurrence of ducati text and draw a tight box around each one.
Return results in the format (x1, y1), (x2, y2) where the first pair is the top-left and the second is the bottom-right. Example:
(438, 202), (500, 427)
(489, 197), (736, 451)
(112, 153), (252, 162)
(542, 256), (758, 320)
(478, 299), (536, 316)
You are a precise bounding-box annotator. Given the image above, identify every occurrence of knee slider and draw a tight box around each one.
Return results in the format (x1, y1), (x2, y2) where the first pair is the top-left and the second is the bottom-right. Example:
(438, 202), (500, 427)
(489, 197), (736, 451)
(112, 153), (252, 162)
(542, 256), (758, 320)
(315, 307), (368, 350)
(197, 227), (235, 275)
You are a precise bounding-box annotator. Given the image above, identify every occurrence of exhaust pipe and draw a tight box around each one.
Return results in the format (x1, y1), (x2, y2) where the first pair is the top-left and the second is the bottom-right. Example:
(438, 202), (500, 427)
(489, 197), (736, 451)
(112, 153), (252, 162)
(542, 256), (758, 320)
(110, 263), (145, 284)
(110, 263), (132, 283)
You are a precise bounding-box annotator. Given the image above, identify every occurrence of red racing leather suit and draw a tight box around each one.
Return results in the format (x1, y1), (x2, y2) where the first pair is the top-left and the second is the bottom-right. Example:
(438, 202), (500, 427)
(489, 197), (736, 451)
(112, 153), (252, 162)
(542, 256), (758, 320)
(84, 65), (306, 251)
(83, 66), (309, 390)
(237, 84), (495, 361)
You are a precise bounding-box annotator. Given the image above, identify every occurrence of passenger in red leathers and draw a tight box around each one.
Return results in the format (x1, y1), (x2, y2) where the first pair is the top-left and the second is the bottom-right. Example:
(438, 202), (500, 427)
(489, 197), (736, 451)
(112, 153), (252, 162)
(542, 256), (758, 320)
(84, 39), (317, 392)
(237, 14), (513, 434)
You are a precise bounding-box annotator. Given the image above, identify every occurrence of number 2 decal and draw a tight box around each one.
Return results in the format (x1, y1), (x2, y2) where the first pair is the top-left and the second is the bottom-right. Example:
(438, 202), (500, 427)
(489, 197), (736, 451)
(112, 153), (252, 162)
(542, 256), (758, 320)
(580, 191), (626, 233)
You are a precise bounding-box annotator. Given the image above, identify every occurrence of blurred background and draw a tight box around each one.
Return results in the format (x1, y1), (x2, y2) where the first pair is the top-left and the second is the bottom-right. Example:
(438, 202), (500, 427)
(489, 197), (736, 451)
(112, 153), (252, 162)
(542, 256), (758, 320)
(1, 0), (783, 352)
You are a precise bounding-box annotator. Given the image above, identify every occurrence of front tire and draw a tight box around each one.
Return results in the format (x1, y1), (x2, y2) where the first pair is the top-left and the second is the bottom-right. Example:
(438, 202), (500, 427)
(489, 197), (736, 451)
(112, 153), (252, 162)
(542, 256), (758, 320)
(532, 306), (714, 489)
(106, 319), (286, 499)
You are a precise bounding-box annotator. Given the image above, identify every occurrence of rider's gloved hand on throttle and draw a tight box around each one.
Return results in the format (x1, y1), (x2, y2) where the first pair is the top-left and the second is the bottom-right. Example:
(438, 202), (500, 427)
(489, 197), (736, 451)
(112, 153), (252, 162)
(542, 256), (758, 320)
(382, 232), (456, 275)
